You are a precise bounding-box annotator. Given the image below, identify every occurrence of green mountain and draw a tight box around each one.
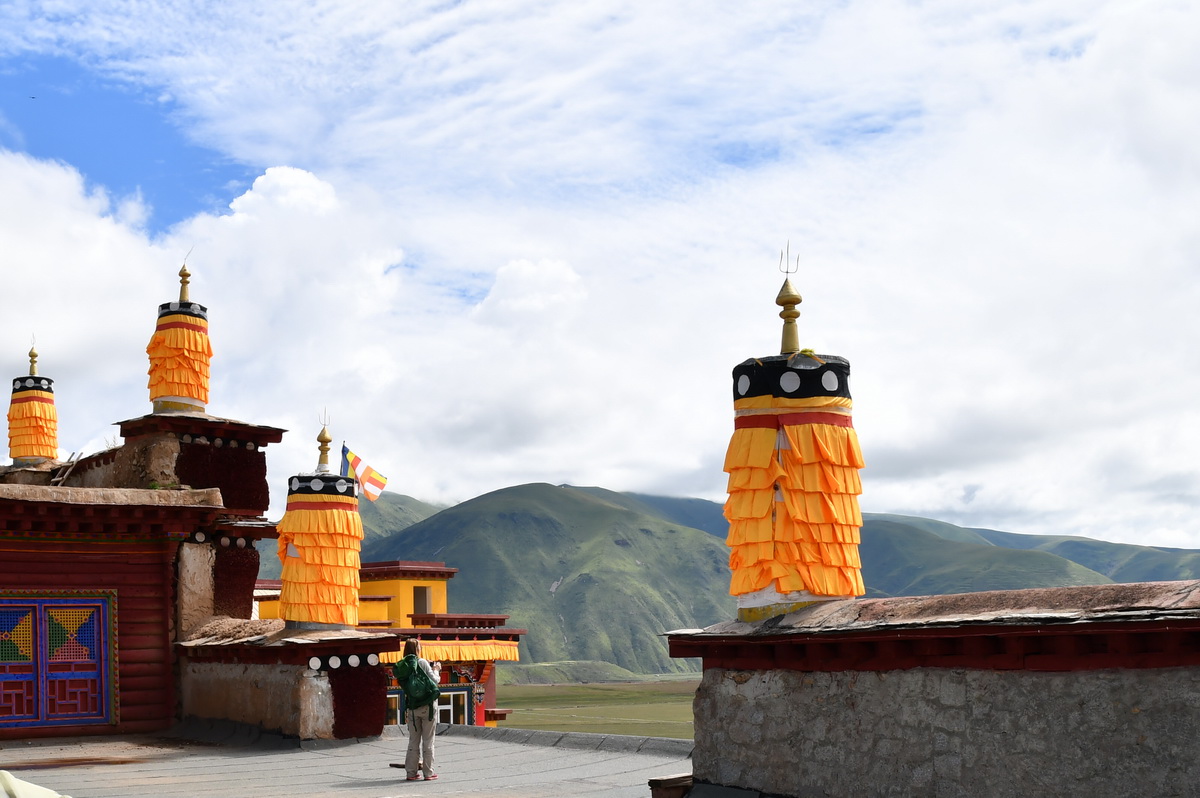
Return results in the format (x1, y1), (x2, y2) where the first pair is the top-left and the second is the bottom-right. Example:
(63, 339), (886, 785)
(358, 492), (444, 542)
(361, 483), (734, 674)
(968, 527), (1200, 583)
(857, 518), (1111, 597)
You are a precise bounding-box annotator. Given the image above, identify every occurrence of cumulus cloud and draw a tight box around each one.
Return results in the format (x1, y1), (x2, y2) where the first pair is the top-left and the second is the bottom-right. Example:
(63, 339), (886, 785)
(0, 1), (1198, 549)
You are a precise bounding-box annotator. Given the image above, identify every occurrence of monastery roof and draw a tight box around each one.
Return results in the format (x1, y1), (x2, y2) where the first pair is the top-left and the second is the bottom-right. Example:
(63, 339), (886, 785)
(0, 483), (223, 507)
(117, 411), (286, 443)
(673, 580), (1200, 640)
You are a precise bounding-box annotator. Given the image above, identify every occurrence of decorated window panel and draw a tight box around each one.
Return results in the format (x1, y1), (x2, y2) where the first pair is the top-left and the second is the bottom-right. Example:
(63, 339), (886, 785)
(0, 594), (116, 728)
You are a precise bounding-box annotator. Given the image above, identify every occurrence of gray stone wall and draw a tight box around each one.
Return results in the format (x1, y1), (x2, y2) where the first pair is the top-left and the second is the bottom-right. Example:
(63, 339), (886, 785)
(180, 662), (335, 739)
(693, 666), (1200, 798)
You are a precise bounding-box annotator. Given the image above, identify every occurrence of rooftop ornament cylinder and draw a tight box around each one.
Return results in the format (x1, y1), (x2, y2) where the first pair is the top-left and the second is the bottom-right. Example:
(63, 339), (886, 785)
(7, 347), (58, 465)
(147, 265), (211, 413)
(276, 428), (363, 627)
(723, 277), (866, 622)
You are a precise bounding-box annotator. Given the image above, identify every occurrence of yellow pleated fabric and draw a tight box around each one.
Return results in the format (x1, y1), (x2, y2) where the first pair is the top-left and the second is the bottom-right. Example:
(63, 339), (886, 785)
(277, 493), (363, 625)
(379, 639), (520, 664)
(146, 313), (212, 404)
(724, 394), (865, 598)
(7, 390), (57, 460)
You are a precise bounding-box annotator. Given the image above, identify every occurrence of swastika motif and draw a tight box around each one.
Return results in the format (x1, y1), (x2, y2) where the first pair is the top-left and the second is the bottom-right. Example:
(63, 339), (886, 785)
(0, 678), (37, 720)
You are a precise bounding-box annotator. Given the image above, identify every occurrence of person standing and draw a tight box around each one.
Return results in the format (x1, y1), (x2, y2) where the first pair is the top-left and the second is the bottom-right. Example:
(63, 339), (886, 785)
(393, 638), (441, 781)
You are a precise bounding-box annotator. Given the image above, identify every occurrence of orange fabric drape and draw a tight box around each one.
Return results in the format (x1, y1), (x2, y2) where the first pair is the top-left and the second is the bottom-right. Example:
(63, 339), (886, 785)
(379, 640), (520, 664)
(7, 389), (57, 460)
(724, 395), (865, 598)
(277, 492), (363, 625)
(146, 313), (212, 404)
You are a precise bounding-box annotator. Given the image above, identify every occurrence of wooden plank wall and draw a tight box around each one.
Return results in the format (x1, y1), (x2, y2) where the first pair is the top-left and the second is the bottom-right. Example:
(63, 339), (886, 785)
(0, 538), (178, 739)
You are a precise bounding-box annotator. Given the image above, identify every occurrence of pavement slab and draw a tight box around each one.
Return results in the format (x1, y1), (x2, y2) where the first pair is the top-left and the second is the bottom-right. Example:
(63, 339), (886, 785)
(0, 725), (694, 798)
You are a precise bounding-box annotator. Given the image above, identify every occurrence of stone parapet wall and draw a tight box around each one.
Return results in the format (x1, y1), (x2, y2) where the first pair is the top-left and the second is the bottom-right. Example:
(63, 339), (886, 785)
(181, 662), (331, 739)
(693, 665), (1200, 798)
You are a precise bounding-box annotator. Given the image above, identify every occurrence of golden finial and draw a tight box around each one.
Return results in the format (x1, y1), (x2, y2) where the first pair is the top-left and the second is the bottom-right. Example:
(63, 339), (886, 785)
(178, 264), (191, 303)
(316, 417), (333, 472)
(777, 243), (802, 355)
(27, 345), (38, 376)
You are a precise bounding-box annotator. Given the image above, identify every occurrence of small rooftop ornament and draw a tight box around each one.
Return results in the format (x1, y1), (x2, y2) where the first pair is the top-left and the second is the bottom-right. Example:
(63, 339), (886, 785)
(146, 263), (212, 413)
(7, 344), (59, 465)
(722, 249), (866, 622)
(275, 422), (364, 628)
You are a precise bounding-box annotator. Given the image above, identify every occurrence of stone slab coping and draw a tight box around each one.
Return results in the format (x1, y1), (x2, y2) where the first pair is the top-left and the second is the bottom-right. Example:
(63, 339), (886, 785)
(0, 483), (223, 507)
(673, 579), (1200, 639)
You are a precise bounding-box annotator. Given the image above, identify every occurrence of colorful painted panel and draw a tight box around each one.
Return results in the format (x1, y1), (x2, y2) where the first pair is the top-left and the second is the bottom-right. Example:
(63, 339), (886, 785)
(0, 596), (113, 728)
(0, 605), (37, 722)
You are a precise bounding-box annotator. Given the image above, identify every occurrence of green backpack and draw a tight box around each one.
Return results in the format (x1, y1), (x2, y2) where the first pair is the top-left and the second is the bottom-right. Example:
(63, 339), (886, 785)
(393, 654), (441, 718)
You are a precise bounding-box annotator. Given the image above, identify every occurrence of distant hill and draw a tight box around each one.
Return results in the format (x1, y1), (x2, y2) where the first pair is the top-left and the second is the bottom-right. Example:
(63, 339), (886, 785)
(361, 483), (733, 674)
(857, 517), (1111, 597)
(358, 492), (444, 542)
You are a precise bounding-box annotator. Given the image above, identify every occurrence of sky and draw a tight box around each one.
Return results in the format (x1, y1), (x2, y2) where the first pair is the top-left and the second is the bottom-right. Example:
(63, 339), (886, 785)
(1, 1), (1198, 549)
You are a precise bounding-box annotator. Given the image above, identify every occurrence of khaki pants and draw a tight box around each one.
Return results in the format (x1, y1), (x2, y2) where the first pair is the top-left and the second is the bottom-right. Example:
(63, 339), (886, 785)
(405, 707), (436, 778)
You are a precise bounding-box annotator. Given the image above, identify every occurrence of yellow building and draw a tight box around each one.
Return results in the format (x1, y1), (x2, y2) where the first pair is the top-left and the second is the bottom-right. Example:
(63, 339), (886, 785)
(259, 558), (523, 726)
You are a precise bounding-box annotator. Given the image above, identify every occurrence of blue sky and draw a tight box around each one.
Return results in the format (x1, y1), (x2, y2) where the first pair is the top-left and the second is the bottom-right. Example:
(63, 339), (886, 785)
(1, 1), (1199, 549)
(0, 55), (254, 232)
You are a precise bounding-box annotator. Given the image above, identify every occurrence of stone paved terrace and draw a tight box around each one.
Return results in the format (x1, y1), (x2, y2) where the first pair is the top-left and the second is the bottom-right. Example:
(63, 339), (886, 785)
(0, 722), (694, 798)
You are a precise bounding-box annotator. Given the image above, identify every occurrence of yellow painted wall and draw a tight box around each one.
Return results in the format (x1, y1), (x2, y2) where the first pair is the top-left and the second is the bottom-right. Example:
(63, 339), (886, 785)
(256, 576), (449, 628)
(359, 577), (448, 628)
(258, 598), (280, 619)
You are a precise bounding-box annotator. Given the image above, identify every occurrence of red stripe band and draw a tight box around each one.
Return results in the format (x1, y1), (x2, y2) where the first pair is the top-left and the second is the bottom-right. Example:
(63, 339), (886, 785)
(156, 320), (209, 333)
(285, 500), (358, 512)
(734, 412), (853, 429)
(9, 395), (54, 405)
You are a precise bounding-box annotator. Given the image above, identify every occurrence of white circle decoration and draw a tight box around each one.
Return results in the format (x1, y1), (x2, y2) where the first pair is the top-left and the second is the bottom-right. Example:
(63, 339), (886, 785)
(336, 479), (348, 493)
(737, 374), (751, 396)
(220, 537), (231, 547)
(821, 371), (839, 391)
(194, 532), (207, 543)
(290, 478), (300, 491)
(309, 478), (324, 491)
(367, 653), (380, 666)
(328, 656), (342, 669)
(308, 657), (322, 671)
(779, 371), (801, 393)
(236, 537), (247, 548)
(24, 378), (34, 388)
(169, 302), (179, 311)
(348, 655), (361, 667)
(39, 379), (48, 388)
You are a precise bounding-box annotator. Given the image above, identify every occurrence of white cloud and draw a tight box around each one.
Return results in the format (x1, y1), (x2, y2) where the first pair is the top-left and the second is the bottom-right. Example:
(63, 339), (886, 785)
(1, 1), (1199, 551)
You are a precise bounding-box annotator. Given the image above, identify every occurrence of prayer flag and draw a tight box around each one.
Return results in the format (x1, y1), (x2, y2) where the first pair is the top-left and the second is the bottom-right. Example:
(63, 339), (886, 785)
(340, 444), (388, 501)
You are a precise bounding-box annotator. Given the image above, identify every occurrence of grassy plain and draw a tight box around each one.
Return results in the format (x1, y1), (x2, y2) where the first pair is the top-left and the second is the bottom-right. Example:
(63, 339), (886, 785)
(497, 680), (700, 740)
